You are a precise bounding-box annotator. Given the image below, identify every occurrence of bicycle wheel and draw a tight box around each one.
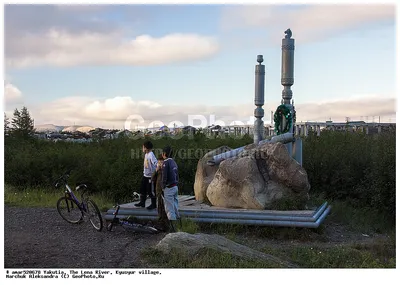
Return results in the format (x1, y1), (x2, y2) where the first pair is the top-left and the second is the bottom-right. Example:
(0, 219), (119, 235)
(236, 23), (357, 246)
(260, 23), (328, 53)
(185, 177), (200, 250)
(86, 199), (103, 231)
(57, 197), (83, 224)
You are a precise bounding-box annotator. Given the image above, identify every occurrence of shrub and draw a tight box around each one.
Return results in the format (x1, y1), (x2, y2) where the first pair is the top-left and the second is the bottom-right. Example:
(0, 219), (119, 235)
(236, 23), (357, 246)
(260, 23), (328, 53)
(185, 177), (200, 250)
(5, 130), (395, 227)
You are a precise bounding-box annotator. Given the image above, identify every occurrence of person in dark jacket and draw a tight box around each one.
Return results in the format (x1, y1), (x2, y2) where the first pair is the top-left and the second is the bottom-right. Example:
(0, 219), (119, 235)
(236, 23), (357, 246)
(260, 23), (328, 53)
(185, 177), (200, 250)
(161, 146), (180, 232)
(151, 154), (168, 229)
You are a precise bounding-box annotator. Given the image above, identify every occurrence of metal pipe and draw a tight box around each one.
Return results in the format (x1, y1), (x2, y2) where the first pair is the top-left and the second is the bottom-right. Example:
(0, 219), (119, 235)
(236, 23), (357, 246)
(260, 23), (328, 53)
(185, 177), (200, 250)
(106, 206), (331, 228)
(107, 211), (315, 222)
(265, 132), (294, 144)
(313, 205), (331, 227)
(105, 214), (158, 221)
(106, 202), (328, 222)
(281, 29), (295, 157)
(292, 137), (303, 166)
(254, 55), (265, 145)
(207, 132), (294, 166)
(181, 202), (327, 220)
(281, 29), (294, 106)
(207, 146), (245, 166)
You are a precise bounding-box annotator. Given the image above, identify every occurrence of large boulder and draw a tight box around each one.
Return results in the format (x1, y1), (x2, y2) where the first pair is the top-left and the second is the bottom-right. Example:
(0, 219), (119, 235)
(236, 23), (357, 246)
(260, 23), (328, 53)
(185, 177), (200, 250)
(205, 142), (310, 209)
(155, 232), (296, 268)
(193, 146), (231, 202)
(206, 155), (267, 209)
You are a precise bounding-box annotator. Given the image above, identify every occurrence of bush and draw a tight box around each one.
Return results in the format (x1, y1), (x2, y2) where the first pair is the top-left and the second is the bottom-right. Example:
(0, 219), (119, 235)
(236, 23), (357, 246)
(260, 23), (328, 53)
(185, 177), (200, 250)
(303, 130), (395, 225)
(5, 130), (395, 227)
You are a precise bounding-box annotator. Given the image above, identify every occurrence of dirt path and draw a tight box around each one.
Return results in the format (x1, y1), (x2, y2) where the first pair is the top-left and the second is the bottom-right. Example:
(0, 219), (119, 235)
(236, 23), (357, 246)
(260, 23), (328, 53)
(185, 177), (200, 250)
(4, 206), (167, 268)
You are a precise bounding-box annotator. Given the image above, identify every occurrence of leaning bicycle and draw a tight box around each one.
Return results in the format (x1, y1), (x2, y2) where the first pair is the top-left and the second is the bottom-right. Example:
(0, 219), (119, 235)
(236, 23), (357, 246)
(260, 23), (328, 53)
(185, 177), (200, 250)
(55, 170), (103, 231)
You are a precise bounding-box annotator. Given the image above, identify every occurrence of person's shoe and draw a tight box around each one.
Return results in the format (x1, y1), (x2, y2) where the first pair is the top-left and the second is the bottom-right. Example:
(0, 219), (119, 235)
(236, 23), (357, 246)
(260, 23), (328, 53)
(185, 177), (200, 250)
(134, 195), (146, 207)
(146, 204), (156, 210)
(146, 198), (157, 210)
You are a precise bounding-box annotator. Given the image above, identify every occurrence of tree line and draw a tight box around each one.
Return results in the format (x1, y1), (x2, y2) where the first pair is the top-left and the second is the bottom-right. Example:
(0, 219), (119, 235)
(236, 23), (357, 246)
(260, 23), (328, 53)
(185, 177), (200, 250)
(4, 106), (35, 139)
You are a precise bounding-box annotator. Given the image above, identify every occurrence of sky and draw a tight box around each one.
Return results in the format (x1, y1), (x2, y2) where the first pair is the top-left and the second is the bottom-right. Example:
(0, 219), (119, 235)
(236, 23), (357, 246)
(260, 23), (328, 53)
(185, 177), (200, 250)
(2, 2), (398, 130)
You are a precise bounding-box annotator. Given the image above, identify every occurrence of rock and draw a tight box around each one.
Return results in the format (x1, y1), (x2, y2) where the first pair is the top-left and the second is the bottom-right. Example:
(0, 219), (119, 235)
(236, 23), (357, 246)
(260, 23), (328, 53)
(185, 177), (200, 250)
(259, 143), (310, 193)
(205, 142), (310, 209)
(194, 146), (232, 202)
(206, 156), (267, 209)
(155, 232), (296, 268)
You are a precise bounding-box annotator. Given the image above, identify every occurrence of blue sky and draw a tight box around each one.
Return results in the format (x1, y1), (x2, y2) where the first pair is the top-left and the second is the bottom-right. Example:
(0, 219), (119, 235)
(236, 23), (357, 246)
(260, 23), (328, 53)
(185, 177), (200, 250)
(3, 3), (397, 129)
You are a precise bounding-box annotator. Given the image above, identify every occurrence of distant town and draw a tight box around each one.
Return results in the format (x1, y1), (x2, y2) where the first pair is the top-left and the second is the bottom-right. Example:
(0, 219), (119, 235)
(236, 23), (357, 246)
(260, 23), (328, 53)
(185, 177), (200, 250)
(32, 120), (396, 143)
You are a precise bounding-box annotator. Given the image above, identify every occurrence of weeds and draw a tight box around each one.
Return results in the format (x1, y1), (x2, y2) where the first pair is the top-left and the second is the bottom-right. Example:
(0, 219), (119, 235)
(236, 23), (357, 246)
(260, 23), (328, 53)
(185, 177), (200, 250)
(4, 184), (113, 211)
(141, 247), (281, 268)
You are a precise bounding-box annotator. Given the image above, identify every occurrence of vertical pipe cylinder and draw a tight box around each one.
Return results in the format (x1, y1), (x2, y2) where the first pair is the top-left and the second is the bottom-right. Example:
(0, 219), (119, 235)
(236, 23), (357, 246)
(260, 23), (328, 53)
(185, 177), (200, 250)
(281, 29), (295, 156)
(254, 55), (265, 144)
(281, 30), (295, 105)
(293, 137), (303, 166)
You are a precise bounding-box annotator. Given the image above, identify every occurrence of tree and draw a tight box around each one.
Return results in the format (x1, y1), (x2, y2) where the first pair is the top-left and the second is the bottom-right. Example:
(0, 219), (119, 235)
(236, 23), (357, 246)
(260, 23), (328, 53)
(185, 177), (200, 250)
(11, 106), (35, 138)
(4, 113), (10, 135)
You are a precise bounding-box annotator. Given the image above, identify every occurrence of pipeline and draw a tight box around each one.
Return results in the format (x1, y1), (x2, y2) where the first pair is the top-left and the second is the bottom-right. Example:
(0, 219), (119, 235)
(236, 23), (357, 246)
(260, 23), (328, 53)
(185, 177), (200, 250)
(207, 146), (245, 166)
(106, 202), (327, 223)
(104, 206), (331, 229)
(207, 132), (294, 166)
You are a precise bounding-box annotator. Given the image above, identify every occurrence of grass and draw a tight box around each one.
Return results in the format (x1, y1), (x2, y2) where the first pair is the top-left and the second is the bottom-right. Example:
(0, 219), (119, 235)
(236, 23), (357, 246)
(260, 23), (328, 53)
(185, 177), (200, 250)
(4, 184), (114, 212)
(327, 199), (395, 234)
(179, 217), (200, 234)
(139, 225), (395, 268)
(260, 237), (396, 268)
(141, 247), (283, 268)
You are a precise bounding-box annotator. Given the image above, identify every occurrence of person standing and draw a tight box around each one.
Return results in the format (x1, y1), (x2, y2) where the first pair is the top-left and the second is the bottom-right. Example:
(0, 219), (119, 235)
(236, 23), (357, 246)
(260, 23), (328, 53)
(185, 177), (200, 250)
(135, 140), (157, 210)
(161, 146), (180, 232)
(152, 154), (169, 229)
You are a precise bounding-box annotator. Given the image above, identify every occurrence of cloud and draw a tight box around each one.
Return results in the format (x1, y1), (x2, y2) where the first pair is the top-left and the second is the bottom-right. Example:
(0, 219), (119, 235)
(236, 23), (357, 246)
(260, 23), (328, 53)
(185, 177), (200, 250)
(4, 82), (23, 103)
(18, 93), (396, 129)
(5, 5), (220, 68)
(4, 4), (119, 36)
(295, 96), (396, 122)
(220, 4), (395, 44)
(6, 29), (219, 69)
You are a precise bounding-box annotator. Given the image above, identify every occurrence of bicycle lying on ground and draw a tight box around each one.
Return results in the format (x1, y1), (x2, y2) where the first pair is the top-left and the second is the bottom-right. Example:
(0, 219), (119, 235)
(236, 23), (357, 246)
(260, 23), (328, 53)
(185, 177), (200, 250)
(55, 170), (103, 231)
(106, 204), (159, 234)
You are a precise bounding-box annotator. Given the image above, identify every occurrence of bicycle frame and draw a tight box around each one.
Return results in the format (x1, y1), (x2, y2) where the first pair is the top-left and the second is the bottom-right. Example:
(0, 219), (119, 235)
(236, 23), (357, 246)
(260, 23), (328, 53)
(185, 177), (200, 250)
(107, 205), (158, 234)
(55, 172), (89, 214)
(63, 184), (88, 212)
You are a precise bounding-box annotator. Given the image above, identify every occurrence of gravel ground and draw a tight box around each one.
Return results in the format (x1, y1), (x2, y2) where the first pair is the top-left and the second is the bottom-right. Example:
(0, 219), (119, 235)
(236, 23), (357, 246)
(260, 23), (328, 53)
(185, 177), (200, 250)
(4, 206), (167, 268)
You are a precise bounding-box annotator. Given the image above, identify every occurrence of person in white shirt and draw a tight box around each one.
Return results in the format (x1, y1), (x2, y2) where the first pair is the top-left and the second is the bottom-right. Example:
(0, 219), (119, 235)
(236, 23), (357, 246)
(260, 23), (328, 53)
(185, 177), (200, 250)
(134, 140), (158, 209)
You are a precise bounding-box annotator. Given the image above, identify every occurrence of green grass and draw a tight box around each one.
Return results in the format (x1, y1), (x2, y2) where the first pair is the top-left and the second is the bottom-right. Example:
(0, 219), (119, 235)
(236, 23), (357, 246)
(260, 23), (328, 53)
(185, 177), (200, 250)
(4, 184), (113, 212)
(179, 217), (200, 234)
(327, 199), (394, 233)
(140, 231), (395, 268)
(141, 247), (283, 268)
(260, 237), (396, 268)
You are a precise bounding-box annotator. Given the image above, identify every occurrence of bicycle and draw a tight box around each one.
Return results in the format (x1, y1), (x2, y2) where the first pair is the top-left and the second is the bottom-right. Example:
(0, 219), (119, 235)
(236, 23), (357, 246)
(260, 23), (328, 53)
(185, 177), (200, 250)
(55, 170), (103, 231)
(106, 204), (159, 234)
